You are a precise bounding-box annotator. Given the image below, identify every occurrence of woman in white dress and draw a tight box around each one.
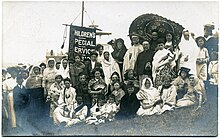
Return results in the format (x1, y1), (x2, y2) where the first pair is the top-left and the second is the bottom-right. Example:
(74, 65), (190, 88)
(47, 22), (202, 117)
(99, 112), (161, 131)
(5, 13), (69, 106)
(136, 77), (161, 116)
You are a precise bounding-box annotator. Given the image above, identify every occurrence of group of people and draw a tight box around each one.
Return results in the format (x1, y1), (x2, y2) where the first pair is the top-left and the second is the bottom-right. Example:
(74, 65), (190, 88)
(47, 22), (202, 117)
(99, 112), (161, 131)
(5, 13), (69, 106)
(2, 23), (218, 131)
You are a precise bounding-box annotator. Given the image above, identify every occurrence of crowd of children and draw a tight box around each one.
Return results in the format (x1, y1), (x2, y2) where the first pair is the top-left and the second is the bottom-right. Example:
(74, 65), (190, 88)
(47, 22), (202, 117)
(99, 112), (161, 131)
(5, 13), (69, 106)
(2, 24), (218, 132)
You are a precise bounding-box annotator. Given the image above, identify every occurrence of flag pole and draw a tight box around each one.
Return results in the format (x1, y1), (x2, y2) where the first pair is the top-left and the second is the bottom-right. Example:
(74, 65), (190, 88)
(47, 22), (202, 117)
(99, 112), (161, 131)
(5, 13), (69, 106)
(81, 1), (84, 27)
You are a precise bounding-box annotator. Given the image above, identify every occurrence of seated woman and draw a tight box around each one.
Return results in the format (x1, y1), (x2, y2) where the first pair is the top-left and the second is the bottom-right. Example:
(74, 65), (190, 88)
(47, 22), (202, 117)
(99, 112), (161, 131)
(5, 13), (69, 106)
(53, 78), (77, 126)
(136, 77), (161, 116)
(158, 75), (177, 114)
(115, 81), (140, 119)
(88, 68), (107, 104)
(172, 67), (190, 100)
(176, 75), (206, 110)
(47, 74), (65, 117)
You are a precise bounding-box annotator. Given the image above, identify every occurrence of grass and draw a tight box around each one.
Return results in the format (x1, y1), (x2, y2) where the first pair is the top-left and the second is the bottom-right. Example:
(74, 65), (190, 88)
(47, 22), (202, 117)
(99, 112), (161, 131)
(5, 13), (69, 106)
(3, 85), (218, 136)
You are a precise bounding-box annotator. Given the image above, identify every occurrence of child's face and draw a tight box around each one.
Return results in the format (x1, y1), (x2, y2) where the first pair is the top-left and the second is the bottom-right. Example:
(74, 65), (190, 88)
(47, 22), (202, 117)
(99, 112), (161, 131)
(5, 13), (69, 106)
(22, 72), (29, 79)
(127, 87), (134, 94)
(79, 75), (86, 83)
(48, 60), (55, 68)
(104, 52), (110, 60)
(91, 55), (97, 61)
(94, 71), (101, 79)
(62, 59), (68, 69)
(75, 56), (81, 63)
(113, 83), (120, 90)
(163, 77), (171, 87)
(64, 81), (71, 88)
(131, 36), (139, 44)
(197, 38), (205, 47)
(166, 33), (172, 41)
(152, 32), (158, 40)
(117, 41), (123, 49)
(55, 76), (62, 84)
(17, 79), (23, 85)
(144, 79), (151, 89)
(109, 97), (115, 104)
(33, 67), (40, 75)
(157, 43), (164, 50)
(98, 100), (105, 107)
(189, 77), (195, 86)
(128, 70), (134, 79)
(111, 75), (119, 82)
(180, 71), (187, 79)
(56, 63), (61, 70)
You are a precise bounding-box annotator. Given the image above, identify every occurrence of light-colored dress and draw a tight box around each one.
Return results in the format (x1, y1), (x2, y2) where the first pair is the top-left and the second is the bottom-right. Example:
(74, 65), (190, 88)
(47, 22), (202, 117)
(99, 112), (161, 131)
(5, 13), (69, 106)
(176, 77), (205, 107)
(136, 78), (161, 116)
(179, 33), (199, 75)
(158, 85), (177, 114)
(196, 47), (209, 81)
(123, 44), (143, 75)
(53, 87), (77, 125)
(208, 61), (218, 85)
(48, 81), (65, 117)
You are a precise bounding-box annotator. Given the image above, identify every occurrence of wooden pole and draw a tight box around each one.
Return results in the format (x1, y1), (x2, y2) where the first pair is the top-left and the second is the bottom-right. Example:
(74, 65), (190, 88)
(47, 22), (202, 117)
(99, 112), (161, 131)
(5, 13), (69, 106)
(81, 1), (84, 27)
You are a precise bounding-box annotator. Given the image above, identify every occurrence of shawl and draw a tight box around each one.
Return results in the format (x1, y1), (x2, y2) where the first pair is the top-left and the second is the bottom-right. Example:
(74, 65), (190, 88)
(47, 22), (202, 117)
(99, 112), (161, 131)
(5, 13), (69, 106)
(179, 32), (199, 75)
(136, 78), (159, 105)
(101, 51), (121, 85)
(123, 44), (144, 75)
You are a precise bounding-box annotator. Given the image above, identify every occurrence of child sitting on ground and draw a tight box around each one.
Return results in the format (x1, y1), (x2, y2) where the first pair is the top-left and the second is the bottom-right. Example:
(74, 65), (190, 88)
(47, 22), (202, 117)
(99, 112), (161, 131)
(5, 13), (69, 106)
(111, 81), (125, 106)
(100, 94), (118, 121)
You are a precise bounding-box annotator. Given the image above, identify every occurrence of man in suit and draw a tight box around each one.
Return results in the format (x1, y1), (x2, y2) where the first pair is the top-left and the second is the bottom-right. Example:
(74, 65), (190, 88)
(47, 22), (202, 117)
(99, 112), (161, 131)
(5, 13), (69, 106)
(85, 51), (102, 79)
(13, 76), (29, 128)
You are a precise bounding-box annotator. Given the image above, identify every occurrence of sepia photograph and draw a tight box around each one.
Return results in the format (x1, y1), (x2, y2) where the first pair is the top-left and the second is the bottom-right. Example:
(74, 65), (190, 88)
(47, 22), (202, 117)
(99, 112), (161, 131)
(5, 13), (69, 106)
(1, 1), (219, 136)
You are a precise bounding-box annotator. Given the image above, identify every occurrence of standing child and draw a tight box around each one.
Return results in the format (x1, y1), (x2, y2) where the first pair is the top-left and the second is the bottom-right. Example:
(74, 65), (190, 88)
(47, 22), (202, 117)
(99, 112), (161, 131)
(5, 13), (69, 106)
(208, 51), (218, 85)
(196, 36), (209, 81)
(69, 54), (86, 87)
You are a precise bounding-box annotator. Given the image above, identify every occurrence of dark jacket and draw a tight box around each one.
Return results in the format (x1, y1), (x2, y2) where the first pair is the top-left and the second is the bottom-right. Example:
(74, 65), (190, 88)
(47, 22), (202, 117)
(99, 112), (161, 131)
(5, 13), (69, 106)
(116, 92), (140, 119)
(13, 85), (29, 112)
(134, 50), (154, 77)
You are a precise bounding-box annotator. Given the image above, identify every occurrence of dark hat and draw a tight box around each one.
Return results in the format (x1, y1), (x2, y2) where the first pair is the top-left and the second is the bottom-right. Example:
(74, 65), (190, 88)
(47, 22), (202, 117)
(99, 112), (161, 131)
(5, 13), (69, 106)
(126, 81), (134, 89)
(204, 24), (215, 30)
(195, 36), (206, 45)
(156, 38), (165, 44)
(6, 67), (18, 75)
(179, 67), (190, 73)
(90, 50), (98, 57)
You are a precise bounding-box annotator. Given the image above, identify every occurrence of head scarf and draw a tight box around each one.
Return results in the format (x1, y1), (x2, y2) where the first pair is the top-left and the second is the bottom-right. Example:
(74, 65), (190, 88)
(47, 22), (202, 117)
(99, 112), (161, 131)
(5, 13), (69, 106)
(29, 65), (42, 77)
(141, 77), (154, 91)
(57, 58), (70, 79)
(47, 58), (56, 69)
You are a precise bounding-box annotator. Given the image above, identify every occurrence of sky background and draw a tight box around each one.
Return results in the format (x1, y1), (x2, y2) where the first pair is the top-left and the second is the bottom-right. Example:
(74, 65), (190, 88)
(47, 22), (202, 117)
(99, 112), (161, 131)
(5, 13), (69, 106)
(2, 1), (219, 66)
